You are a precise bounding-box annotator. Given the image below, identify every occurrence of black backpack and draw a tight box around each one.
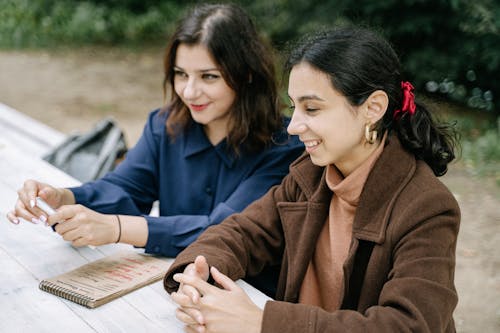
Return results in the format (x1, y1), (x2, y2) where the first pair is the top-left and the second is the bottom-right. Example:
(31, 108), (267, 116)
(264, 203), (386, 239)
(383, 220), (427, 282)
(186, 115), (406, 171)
(43, 118), (127, 183)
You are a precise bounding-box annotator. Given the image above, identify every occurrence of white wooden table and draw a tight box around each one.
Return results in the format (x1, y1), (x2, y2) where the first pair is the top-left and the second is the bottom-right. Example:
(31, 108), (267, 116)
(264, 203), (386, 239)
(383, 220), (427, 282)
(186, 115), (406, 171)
(0, 106), (270, 332)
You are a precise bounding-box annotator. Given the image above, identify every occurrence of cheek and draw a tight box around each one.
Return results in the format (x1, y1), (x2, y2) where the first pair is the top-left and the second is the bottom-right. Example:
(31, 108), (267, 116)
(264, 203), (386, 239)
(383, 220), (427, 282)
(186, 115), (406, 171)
(173, 80), (184, 97)
(322, 117), (358, 145)
(215, 86), (236, 105)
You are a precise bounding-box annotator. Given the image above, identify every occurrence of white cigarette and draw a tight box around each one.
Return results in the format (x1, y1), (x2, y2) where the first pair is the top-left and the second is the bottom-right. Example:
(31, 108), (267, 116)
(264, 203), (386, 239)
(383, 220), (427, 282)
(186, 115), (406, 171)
(35, 197), (96, 249)
(35, 197), (56, 215)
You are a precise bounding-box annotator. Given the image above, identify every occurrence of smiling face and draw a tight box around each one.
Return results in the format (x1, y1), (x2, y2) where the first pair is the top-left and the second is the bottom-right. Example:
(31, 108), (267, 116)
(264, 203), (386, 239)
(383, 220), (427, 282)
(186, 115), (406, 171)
(174, 43), (236, 144)
(287, 62), (374, 176)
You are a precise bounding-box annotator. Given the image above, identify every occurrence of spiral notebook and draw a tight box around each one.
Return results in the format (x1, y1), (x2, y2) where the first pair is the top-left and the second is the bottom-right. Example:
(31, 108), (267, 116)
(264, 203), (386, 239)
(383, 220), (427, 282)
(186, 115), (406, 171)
(39, 251), (172, 308)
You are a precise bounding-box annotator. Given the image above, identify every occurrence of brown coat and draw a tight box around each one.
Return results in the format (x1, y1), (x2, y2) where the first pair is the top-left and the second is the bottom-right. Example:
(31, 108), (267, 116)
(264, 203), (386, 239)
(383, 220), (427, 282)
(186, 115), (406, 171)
(164, 135), (460, 332)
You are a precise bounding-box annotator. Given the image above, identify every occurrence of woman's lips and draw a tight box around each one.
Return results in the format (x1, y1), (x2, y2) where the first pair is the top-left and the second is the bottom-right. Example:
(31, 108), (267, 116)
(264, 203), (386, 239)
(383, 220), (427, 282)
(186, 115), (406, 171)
(302, 139), (322, 153)
(190, 103), (209, 112)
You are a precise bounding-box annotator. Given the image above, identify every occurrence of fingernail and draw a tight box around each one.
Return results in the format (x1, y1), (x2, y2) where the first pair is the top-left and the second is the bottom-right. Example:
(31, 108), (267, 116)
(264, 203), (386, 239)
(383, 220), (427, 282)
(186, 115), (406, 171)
(31, 218), (40, 224)
(39, 215), (47, 223)
(9, 217), (20, 225)
(173, 274), (180, 281)
(30, 199), (35, 208)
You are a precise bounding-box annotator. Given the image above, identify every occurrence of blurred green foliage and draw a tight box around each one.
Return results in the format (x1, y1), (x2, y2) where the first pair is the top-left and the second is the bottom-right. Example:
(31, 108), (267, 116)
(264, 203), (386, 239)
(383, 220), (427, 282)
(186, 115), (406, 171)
(0, 0), (498, 115)
(0, 0), (498, 182)
(0, 0), (184, 46)
(446, 111), (500, 184)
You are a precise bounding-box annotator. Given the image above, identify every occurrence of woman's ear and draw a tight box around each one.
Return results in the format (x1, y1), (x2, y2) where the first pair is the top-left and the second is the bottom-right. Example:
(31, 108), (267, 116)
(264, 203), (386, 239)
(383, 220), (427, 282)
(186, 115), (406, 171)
(363, 90), (388, 123)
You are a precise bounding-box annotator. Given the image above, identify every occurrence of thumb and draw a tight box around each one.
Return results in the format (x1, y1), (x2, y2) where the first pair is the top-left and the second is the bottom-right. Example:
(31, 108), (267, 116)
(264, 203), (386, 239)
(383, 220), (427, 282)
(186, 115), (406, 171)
(210, 266), (237, 291)
(39, 186), (60, 208)
(38, 183), (63, 209)
(194, 255), (210, 281)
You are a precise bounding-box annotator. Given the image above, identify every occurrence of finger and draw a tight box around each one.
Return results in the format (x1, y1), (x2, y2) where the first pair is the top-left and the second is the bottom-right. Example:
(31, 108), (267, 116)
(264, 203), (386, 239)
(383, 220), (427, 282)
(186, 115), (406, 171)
(19, 179), (40, 208)
(53, 215), (81, 235)
(38, 187), (58, 204)
(47, 204), (83, 228)
(175, 308), (198, 325)
(210, 266), (238, 291)
(181, 283), (202, 304)
(173, 273), (216, 296)
(185, 324), (205, 333)
(70, 237), (87, 248)
(14, 199), (44, 223)
(59, 227), (82, 242)
(6, 211), (20, 224)
(194, 255), (210, 280)
(175, 306), (205, 325)
(47, 205), (76, 225)
(171, 291), (196, 307)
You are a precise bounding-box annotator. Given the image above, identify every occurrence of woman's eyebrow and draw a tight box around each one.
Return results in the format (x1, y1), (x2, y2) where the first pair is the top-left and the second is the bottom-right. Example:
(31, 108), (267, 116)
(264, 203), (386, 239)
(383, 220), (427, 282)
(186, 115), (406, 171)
(173, 65), (220, 73)
(288, 94), (325, 103)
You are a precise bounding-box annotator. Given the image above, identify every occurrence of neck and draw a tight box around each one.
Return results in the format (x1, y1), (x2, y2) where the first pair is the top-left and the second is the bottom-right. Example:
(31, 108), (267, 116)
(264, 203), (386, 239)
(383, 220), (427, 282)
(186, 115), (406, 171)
(204, 126), (227, 145)
(336, 139), (382, 177)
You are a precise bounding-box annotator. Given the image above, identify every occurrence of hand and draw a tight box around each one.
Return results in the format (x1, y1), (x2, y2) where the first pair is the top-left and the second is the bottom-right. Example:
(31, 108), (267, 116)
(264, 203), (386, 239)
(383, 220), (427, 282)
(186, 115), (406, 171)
(173, 266), (263, 333)
(6, 179), (72, 225)
(47, 204), (119, 247)
(171, 256), (210, 331)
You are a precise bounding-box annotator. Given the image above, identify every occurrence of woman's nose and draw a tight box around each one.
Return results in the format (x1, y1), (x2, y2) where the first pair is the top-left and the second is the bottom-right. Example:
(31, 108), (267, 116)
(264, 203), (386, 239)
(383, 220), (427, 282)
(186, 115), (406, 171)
(183, 78), (200, 100)
(287, 111), (307, 135)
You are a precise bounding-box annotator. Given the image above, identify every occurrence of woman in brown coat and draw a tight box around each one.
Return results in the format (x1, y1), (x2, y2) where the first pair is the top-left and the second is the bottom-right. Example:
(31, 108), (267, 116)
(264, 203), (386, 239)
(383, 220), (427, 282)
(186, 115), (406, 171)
(164, 27), (460, 333)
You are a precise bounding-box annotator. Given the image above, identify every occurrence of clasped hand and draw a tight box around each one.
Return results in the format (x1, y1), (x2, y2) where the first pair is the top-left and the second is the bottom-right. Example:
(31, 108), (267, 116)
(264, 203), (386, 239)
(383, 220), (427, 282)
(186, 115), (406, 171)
(171, 256), (263, 333)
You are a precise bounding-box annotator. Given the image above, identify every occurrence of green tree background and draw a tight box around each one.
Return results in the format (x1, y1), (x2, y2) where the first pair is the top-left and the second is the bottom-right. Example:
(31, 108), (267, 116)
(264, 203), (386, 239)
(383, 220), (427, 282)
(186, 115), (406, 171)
(1, 0), (499, 183)
(1, 0), (498, 114)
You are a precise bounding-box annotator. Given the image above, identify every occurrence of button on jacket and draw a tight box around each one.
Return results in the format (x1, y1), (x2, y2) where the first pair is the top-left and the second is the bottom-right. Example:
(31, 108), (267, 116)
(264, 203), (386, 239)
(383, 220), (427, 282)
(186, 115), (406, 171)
(70, 109), (303, 256)
(164, 135), (460, 332)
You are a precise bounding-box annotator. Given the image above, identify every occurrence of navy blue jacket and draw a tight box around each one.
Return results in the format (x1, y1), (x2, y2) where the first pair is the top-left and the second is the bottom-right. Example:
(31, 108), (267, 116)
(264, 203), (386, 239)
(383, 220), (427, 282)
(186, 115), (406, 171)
(71, 109), (303, 257)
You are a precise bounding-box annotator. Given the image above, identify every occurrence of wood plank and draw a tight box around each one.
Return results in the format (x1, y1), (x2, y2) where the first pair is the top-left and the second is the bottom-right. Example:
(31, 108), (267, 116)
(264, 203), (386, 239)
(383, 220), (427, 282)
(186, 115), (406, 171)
(0, 136), (80, 214)
(0, 103), (65, 157)
(0, 247), (94, 333)
(0, 214), (182, 331)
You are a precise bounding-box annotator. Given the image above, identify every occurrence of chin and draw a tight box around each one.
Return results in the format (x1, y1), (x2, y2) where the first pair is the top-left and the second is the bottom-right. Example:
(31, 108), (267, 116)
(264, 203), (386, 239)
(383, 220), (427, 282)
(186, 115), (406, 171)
(190, 113), (209, 125)
(309, 155), (329, 167)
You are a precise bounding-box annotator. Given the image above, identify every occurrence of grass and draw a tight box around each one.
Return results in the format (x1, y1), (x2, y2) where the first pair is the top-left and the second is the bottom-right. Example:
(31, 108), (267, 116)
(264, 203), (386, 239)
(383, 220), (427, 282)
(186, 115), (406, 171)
(440, 101), (500, 186)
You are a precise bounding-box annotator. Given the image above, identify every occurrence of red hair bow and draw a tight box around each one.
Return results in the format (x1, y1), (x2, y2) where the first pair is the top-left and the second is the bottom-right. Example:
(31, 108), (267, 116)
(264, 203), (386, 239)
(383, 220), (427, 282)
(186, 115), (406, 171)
(393, 81), (416, 118)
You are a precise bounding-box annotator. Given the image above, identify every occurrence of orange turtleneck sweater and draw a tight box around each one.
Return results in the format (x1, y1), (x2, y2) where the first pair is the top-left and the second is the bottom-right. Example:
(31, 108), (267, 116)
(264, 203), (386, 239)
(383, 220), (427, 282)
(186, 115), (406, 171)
(298, 136), (386, 311)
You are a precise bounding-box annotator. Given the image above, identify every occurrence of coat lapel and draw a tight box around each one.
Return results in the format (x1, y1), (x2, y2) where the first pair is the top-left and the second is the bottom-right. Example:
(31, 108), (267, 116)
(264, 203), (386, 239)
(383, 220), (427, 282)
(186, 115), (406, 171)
(353, 135), (416, 243)
(277, 157), (331, 301)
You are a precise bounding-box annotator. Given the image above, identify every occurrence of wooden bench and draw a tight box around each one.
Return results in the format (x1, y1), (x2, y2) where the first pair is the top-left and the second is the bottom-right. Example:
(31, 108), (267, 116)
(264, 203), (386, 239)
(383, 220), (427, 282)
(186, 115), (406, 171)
(0, 102), (65, 157)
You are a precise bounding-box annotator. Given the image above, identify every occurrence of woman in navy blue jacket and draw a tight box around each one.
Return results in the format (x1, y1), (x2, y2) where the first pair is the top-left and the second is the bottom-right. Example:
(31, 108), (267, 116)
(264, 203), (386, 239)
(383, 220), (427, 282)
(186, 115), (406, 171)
(8, 4), (302, 260)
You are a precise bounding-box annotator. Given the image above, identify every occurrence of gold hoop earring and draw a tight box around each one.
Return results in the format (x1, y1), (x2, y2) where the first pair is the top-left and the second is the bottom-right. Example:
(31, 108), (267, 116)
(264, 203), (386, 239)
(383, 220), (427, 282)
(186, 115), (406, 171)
(365, 124), (377, 144)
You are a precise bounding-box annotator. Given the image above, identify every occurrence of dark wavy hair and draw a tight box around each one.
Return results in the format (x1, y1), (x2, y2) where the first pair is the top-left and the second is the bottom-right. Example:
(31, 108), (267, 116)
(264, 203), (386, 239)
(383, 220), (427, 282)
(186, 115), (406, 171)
(162, 3), (282, 154)
(285, 27), (459, 176)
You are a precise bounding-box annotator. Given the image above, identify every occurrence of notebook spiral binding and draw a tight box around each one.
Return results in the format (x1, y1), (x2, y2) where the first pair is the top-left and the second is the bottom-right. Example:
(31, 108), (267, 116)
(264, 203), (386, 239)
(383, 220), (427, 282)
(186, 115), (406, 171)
(39, 281), (94, 308)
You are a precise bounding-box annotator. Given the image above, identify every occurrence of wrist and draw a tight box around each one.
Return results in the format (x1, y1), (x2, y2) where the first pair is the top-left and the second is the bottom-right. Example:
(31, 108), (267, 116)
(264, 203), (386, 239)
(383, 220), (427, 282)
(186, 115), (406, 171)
(252, 308), (264, 333)
(60, 188), (75, 206)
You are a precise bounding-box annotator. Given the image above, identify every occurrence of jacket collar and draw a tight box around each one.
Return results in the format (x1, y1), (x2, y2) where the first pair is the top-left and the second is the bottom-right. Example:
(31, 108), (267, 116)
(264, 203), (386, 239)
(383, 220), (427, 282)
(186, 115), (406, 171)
(289, 134), (416, 244)
(182, 122), (236, 168)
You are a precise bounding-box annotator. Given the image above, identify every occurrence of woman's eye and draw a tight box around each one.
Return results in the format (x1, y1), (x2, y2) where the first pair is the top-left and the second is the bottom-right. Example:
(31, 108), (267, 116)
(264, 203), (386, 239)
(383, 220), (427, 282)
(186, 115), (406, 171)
(202, 73), (219, 80)
(305, 107), (319, 113)
(289, 104), (295, 111)
(173, 70), (187, 78)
